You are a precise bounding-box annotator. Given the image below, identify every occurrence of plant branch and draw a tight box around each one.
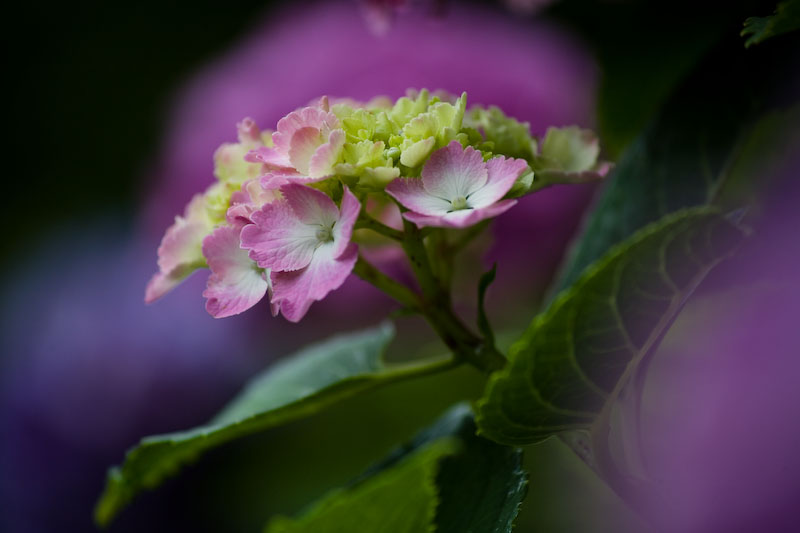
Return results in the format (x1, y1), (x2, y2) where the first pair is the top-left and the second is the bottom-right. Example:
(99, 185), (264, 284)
(355, 215), (404, 241)
(379, 355), (463, 384)
(401, 219), (507, 373)
(451, 220), (490, 252)
(353, 256), (421, 311)
(427, 222), (489, 291)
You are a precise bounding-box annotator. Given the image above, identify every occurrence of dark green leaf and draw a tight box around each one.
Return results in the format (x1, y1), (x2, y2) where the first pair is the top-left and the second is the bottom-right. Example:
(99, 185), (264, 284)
(265, 438), (459, 533)
(96, 323), (456, 527)
(555, 25), (793, 294)
(433, 406), (528, 533)
(742, 0), (800, 48)
(476, 209), (745, 445)
(715, 105), (800, 212)
(332, 404), (527, 533)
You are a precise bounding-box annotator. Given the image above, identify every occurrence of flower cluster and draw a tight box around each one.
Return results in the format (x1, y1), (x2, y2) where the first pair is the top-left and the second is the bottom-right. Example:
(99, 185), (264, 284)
(146, 90), (609, 322)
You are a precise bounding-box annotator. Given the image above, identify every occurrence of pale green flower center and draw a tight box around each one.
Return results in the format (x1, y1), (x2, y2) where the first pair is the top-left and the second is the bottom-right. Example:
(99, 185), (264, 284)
(316, 226), (334, 243)
(450, 196), (470, 211)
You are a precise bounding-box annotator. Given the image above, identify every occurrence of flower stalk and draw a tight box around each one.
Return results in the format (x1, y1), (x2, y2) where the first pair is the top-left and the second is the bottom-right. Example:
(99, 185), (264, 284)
(402, 219), (506, 373)
(353, 217), (506, 374)
(354, 215), (405, 241)
(352, 256), (420, 311)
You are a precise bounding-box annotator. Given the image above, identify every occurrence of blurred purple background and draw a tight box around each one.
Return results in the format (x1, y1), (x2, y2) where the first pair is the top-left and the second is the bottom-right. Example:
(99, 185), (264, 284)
(639, 154), (800, 532)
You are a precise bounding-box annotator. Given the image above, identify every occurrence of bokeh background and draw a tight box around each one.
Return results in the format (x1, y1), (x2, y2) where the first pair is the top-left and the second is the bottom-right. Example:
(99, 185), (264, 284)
(2, 1), (798, 532)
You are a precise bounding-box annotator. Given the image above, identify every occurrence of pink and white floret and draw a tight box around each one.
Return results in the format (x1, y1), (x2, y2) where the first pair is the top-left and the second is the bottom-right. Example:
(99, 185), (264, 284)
(246, 97), (346, 186)
(386, 141), (528, 228)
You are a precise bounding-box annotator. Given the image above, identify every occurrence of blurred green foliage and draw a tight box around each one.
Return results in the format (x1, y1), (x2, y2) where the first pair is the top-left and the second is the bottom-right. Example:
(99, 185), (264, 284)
(742, 0), (800, 47)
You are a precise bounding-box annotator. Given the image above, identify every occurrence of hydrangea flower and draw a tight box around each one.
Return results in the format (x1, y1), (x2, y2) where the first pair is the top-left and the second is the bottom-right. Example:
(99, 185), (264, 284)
(530, 126), (612, 184)
(146, 119), (274, 309)
(213, 117), (270, 186)
(386, 141), (528, 228)
(145, 192), (215, 304)
(465, 105), (538, 161)
(226, 178), (280, 228)
(246, 97), (346, 183)
(240, 184), (360, 322)
(464, 108), (610, 195)
(147, 89), (607, 323)
(202, 225), (272, 318)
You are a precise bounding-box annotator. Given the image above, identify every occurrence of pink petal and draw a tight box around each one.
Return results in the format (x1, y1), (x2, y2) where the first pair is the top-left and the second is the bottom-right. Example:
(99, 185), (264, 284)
(282, 183), (339, 227)
(144, 267), (200, 304)
(226, 179), (280, 227)
(260, 169), (302, 189)
(229, 187), (251, 207)
(421, 141), (488, 201)
(271, 242), (358, 322)
(241, 200), (320, 271)
(288, 126), (323, 175)
(595, 161), (613, 177)
(262, 170), (330, 189)
(332, 186), (361, 258)
(466, 156), (528, 208)
(315, 95), (330, 112)
(236, 117), (261, 144)
(155, 219), (207, 275)
(202, 226), (268, 318)
(225, 203), (255, 228)
(385, 177), (451, 216)
(308, 128), (345, 178)
(246, 146), (293, 169)
(244, 178), (280, 206)
(403, 199), (518, 229)
(145, 195), (210, 303)
(273, 107), (337, 154)
(268, 279), (280, 316)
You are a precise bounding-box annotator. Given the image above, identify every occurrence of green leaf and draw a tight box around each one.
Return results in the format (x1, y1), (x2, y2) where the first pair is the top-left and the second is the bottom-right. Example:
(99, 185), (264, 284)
(371, 405), (528, 533)
(265, 438), (460, 533)
(273, 404), (527, 533)
(476, 209), (745, 445)
(431, 406), (528, 533)
(95, 323), (457, 527)
(714, 105), (800, 212)
(555, 33), (790, 294)
(742, 0), (800, 48)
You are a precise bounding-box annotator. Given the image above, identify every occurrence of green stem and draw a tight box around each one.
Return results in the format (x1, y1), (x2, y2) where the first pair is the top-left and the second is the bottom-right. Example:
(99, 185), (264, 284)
(355, 215), (404, 241)
(353, 257), (421, 310)
(451, 220), (490, 252)
(379, 356), (463, 384)
(524, 178), (554, 195)
(401, 220), (442, 297)
(401, 220), (507, 373)
(427, 230), (454, 291)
